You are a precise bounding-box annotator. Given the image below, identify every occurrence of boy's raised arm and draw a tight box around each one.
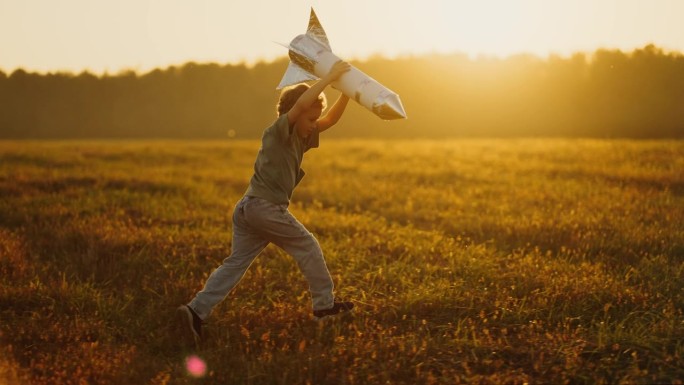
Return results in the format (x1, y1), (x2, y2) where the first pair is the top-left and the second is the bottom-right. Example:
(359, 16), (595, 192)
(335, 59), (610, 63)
(317, 94), (349, 132)
(287, 61), (351, 127)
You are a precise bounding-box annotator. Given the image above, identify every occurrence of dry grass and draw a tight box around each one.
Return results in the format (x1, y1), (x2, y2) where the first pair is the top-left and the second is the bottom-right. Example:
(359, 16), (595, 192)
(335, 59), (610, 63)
(1, 139), (683, 384)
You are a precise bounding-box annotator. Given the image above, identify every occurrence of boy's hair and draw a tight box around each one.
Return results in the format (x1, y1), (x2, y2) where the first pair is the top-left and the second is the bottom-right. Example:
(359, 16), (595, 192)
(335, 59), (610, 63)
(277, 83), (327, 116)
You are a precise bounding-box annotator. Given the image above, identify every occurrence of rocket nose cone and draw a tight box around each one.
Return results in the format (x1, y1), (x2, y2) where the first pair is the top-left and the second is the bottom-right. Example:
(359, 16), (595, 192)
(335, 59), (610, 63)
(374, 93), (407, 120)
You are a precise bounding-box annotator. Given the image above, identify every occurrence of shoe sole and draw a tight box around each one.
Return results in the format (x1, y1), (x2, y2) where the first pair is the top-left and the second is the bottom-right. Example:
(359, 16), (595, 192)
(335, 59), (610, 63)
(313, 308), (354, 321)
(176, 306), (201, 350)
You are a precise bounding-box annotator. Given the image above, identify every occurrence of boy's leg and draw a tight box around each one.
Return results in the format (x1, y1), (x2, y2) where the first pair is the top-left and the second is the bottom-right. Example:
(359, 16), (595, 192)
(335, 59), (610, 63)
(275, 229), (335, 311)
(188, 198), (268, 320)
(244, 198), (335, 311)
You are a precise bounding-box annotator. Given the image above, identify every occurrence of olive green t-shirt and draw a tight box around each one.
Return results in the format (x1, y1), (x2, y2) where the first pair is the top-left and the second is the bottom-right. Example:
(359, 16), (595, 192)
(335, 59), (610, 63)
(244, 114), (320, 205)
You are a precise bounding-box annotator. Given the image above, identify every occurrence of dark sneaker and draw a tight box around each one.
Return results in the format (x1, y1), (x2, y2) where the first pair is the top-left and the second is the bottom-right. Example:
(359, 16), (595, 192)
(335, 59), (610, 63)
(176, 305), (202, 348)
(313, 300), (354, 320)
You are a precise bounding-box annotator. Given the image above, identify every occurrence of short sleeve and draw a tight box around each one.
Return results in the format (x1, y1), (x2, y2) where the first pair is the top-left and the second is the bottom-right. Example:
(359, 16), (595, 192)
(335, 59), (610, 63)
(270, 114), (293, 142)
(303, 127), (320, 152)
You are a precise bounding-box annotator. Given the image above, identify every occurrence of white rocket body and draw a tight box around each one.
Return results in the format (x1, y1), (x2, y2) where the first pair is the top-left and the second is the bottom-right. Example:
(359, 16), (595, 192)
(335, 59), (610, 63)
(277, 9), (406, 120)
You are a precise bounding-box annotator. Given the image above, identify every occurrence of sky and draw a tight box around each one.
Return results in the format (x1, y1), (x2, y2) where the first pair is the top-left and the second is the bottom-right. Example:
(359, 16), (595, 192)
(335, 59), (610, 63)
(1, 0), (683, 74)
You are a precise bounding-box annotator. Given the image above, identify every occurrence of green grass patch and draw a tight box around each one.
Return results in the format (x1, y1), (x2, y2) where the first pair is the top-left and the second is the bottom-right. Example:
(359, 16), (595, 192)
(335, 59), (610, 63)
(1, 139), (683, 384)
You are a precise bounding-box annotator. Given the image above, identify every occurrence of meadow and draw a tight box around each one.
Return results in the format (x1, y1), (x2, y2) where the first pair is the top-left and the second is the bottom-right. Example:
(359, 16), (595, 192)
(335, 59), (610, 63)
(0, 139), (682, 384)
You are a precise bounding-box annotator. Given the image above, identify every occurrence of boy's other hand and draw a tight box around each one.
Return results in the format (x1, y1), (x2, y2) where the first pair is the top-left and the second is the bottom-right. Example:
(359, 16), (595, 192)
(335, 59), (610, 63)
(326, 61), (351, 82)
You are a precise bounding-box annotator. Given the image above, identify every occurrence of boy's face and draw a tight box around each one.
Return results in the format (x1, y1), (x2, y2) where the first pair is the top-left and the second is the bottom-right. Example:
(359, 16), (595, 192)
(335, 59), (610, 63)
(295, 106), (323, 138)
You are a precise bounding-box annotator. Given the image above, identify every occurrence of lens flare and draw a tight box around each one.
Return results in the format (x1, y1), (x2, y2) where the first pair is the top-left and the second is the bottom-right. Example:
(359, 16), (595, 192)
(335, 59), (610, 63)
(185, 355), (207, 378)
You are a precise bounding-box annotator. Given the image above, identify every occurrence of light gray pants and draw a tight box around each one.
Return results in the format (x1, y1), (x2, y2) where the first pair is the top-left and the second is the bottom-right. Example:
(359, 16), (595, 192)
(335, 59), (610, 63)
(188, 196), (334, 320)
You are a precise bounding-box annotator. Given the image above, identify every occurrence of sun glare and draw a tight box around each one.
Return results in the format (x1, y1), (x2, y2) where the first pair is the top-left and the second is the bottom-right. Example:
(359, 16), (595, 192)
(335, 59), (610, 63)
(185, 355), (207, 378)
(435, 2), (527, 57)
(1, 0), (684, 73)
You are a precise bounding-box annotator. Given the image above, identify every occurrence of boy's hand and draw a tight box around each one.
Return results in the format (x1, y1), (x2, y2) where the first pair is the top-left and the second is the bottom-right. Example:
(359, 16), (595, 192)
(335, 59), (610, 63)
(288, 60), (350, 127)
(325, 60), (351, 82)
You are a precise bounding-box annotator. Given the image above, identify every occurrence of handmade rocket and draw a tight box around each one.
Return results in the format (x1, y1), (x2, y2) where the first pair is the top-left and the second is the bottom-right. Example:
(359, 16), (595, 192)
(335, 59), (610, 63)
(277, 8), (407, 120)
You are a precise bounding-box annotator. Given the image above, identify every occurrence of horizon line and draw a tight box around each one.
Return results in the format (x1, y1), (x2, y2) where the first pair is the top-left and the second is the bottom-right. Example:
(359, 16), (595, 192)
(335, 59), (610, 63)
(1, 43), (682, 77)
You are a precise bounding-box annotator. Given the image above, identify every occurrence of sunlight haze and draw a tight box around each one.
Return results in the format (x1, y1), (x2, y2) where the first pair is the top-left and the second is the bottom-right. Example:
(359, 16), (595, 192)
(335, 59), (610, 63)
(1, 0), (683, 74)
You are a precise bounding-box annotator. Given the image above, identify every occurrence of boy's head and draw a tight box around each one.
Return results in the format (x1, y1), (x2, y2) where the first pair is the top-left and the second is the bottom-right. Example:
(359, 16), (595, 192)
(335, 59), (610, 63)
(277, 83), (327, 117)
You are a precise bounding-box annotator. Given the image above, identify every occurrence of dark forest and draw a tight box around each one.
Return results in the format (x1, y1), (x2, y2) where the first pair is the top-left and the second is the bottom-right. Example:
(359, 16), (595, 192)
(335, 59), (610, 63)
(1, 44), (682, 139)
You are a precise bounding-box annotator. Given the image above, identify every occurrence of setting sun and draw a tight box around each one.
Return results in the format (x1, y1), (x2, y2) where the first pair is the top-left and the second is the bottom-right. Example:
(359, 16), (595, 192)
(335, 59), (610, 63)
(432, 2), (527, 56)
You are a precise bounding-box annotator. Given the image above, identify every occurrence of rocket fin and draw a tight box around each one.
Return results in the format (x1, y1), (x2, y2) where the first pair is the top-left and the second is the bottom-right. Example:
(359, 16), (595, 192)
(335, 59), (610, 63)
(307, 8), (331, 51)
(277, 61), (318, 89)
(275, 8), (333, 89)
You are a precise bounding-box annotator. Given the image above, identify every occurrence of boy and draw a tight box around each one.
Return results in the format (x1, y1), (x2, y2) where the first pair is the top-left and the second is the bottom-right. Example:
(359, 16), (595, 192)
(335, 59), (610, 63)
(177, 60), (354, 346)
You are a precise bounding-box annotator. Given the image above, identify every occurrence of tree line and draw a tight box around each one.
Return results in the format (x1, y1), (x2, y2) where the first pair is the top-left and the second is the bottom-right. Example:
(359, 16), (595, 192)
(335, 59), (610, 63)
(1, 44), (682, 139)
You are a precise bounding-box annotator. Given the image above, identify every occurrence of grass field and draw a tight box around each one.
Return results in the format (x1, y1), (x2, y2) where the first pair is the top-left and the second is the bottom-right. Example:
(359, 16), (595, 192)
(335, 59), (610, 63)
(1, 139), (683, 384)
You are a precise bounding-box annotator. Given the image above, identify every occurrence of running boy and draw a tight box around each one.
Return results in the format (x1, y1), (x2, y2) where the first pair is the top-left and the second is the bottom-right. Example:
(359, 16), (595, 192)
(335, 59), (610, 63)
(178, 60), (354, 346)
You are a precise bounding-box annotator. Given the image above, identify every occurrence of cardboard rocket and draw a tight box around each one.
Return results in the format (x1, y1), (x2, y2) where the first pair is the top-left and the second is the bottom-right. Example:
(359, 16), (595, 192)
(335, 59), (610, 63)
(277, 8), (407, 120)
